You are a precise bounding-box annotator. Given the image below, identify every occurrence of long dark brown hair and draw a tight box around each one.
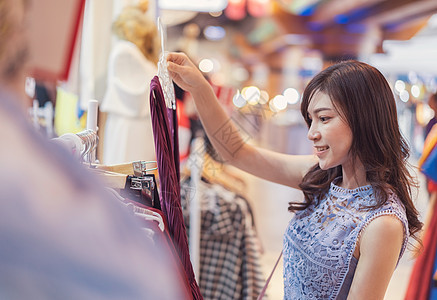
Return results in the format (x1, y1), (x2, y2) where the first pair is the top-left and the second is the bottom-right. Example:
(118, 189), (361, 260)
(289, 60), (422, 242)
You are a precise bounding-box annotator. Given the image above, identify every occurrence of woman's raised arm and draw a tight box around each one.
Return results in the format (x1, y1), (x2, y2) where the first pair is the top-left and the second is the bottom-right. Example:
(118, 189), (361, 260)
(167, 52), (317, 189)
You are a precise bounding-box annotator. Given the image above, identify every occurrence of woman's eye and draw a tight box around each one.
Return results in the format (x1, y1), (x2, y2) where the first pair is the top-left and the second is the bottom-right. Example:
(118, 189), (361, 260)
(319, 116), (330, 122)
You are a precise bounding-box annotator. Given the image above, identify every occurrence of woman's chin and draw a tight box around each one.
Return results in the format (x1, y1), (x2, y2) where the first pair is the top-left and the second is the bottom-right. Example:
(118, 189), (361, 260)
(318, 161), (336, 171)
(318, 162), (328, 170)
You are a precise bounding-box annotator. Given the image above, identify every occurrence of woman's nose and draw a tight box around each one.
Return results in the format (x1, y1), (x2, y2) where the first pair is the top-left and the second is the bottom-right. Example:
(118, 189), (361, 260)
(307, 125), (320, 141)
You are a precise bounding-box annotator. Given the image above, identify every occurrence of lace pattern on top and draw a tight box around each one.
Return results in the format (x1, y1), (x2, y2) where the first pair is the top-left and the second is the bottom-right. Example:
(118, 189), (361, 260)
(157, 52), (176, 110)
(283, 181), (409, 300)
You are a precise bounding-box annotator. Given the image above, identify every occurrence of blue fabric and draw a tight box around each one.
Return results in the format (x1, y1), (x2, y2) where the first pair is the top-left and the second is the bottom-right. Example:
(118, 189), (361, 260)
(422, 145), (437, 183)
(283, 180), (409, 299)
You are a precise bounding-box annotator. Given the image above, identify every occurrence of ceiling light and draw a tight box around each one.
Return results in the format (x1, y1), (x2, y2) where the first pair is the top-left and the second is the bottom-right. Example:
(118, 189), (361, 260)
(199, 59), (214, 73)
(272, 95), (287, 111)
(283, 88), (299, 104)
(400, 90), (409, 102)
(395, 80), (405, 93)
(233, 90), (247, 108)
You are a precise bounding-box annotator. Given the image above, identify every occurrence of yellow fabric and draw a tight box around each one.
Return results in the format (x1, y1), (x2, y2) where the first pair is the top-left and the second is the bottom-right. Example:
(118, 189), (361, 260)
(54, 88), (85, 136)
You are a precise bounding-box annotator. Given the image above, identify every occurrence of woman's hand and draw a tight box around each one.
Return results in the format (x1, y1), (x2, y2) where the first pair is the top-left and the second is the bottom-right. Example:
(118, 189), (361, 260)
(166, 52), (209, 93)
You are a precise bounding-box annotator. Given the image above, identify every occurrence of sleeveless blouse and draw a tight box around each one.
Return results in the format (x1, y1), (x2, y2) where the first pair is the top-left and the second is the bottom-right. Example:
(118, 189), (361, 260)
(283, 181), (409, 299)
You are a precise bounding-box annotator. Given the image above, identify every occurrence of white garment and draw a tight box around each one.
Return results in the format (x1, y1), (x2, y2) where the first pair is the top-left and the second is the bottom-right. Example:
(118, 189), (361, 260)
(101, 40), (157, 164)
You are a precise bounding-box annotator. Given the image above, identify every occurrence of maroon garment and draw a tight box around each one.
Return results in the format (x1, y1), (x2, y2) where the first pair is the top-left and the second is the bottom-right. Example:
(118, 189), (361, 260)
(150, 76), (202, 300)
(404, 199), (437, 300)
(139, 218), (193, 300)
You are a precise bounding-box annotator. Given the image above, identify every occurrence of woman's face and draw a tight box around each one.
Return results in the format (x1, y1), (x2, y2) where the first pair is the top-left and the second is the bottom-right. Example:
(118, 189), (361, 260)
(306, 92), (354, 171)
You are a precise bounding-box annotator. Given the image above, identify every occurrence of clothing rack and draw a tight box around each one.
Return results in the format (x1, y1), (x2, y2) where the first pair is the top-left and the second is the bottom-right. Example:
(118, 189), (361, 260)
(156, 17), (176, 110)
(85, 100), (98, 163)
(52, 100), (99, 162)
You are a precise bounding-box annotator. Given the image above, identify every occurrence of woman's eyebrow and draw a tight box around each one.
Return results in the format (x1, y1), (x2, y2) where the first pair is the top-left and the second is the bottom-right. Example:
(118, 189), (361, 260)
(311, 107), (333, 114)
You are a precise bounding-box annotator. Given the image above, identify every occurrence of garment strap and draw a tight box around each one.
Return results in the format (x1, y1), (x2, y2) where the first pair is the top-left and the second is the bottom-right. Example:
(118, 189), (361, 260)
(257, 250), (283, 300)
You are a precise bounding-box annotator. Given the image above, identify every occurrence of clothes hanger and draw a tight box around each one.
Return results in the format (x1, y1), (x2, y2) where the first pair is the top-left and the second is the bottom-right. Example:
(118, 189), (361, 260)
(76, 129), (98, 163)
(156, 17), (176, 110)
(132, 160), (158, 177)
(53, 129), (98, 162)
(93, 164), (161, 210)
(182, 152), (247, 196)
(116, 193), (165, 232)
(91, 160), (158, 192)
(93, 161), (158, 176)
(204, 154), (247, 195)
(133, 209), (164, 232)
(93, 162), (135, 175)
(91, 168), (128, 189)
(105, 187), (126, 201)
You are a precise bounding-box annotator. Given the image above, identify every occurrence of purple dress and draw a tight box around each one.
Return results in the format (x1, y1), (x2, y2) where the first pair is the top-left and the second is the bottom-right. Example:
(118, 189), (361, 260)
(150, 76), (202, 300)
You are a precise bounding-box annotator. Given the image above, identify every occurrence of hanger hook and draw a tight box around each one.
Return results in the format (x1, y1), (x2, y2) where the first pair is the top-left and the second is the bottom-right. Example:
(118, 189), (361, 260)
(157, 17), (165, 55)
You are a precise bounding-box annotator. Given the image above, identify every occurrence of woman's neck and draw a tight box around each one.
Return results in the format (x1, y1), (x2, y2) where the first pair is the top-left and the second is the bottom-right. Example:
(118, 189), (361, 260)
(340, 160), (368, 189)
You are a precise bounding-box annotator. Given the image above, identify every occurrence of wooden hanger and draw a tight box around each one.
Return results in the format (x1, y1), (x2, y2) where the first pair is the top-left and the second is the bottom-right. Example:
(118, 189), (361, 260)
(92, 161), (159, 176)
(92, 162), (135, 175)
(182, 153), (247, 196)
(90, 168), (128, 189)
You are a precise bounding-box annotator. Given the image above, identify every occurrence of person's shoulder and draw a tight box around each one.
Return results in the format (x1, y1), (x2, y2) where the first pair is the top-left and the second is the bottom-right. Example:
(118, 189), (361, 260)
(369, 189), (408, 235)
(385, 189), (406, 212)
(110, 40), (157, 74)
(365, 213), (404, 234)
(364, 189), (406, 239)
(113, 39), (137, 52)
(360, 213), (404, 263)
(111, 40), (144, 61)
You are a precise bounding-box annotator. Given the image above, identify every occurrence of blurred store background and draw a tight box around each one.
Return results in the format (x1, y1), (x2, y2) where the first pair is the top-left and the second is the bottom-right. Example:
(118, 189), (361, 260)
(36, 0), (437, 298)
(70, 0), (437, 159)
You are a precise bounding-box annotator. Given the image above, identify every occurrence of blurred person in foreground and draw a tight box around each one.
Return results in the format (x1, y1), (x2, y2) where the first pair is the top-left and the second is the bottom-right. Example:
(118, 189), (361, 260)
(0, 1), (187, 299)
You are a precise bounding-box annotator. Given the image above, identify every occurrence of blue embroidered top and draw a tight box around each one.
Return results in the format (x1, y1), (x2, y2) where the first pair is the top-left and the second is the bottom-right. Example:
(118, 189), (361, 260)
(283, 180), (409, 300)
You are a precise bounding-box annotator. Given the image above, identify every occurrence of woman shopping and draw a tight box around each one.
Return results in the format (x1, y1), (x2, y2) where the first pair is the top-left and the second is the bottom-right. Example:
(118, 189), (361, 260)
(166, 52), (422, 299)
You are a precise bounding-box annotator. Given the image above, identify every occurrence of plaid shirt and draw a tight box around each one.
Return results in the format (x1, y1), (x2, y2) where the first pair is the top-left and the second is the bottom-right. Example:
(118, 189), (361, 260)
(181, 180), (265, 300)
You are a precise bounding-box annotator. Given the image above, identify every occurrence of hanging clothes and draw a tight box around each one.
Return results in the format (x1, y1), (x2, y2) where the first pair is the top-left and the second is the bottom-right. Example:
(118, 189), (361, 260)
(120, 174), (161, 210)
(404, 198), (437, 300)
(121, 200), (193, 299)
(181, 178), (265, 300)
(149, 76), (202, 300)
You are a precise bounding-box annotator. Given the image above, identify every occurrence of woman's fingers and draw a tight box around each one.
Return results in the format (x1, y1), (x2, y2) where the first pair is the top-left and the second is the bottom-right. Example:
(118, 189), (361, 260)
(167, 61), (193, 91)
(167, 51), (209, 91)
(167, 61), (184, 74)
(167, 52), (188, 66)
